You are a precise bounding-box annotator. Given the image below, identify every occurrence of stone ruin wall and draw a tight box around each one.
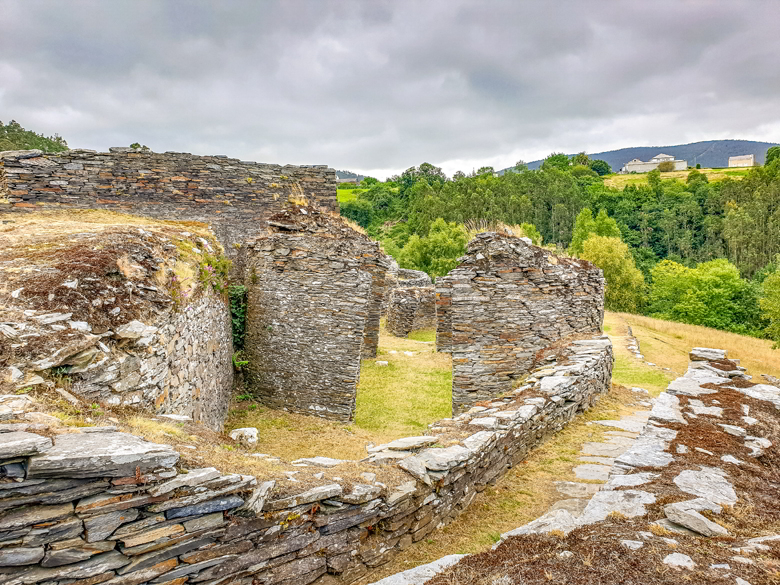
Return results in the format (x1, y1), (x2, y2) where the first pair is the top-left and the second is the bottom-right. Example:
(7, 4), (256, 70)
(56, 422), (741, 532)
(385, 287), (436, 338)
(0, 148), (339, 259)
(66, 294), (234, 431)
(0, 335), (612, 585)
(0, 222), (234, 432)
(240, 208), (387, 422)
(436, 232), (605, 413)
(381, 268), (431, 315)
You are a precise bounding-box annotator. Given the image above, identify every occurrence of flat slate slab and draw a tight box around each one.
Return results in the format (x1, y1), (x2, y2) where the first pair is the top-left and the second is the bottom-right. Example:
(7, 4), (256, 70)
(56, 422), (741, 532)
(0, 431), (52, 459)
(27, 432), (179, 478)
(581, 442), (626, 458)
(573, 464), (611, 481)
(554, 481), (601, 499)
(592, 419), (645, 433)
(368, 554), (466, 584)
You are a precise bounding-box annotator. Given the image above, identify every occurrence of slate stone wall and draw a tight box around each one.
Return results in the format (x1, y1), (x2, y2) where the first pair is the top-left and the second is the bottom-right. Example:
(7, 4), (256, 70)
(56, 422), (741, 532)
(385, 287), (436, 338)
(436, 232), (605, 413)
(0, 148), (338, 257)
(0, 336), (611, 585)
(0, 221), (234, 432)
(241, 207), (387, 422)
(62, 294), (234, 431)
(381, 267), (431, 316)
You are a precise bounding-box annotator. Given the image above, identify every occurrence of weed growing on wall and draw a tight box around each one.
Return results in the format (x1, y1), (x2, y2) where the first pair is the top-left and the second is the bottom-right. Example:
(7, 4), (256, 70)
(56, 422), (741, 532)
(198, 253), (231, 293)
(229, 285), (248, 350)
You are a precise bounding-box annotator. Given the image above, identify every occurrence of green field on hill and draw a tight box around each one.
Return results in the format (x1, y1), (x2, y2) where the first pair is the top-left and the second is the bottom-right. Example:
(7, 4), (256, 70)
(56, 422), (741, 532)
(603, 167), (750, 188)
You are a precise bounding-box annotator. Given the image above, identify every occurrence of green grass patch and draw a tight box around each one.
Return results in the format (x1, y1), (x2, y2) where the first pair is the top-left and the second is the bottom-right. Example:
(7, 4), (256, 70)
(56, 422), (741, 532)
(337, 188), (367, 204)
(407, 328), (436, 343)
(355, 349), (452, 435)
(611, 354), (672, 396)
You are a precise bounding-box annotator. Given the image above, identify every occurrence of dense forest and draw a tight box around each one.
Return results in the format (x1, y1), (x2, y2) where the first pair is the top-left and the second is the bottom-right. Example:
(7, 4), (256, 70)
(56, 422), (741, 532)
(341, 151), (780, 344)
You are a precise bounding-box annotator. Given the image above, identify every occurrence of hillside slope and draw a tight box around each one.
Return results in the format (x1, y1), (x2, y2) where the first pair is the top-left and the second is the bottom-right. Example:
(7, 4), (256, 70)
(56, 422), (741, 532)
(511, 139), (778, 172)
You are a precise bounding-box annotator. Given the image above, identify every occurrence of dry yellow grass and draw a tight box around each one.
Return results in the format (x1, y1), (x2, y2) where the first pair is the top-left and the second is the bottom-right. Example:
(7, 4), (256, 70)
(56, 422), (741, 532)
(607, 311), (780, 380)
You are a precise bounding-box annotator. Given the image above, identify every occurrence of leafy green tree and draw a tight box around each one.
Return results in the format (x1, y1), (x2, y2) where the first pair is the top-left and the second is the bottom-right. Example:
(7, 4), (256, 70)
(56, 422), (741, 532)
(765, 146), (780, 166)
(569, 208), (622, 255)
(399, 162), (447, 196)
(399, 218), (468, 278)
(476, 166), (495, 176)
(649, 258), (763, 334)
(589, 159), (611, 176)
(581, 235), (645, 313)
(571, 152), (590, 167)
(517, 222), (542, 245)
(761, 269), (780, 347)
(339, 198), (374, 228)
(0, 120), (68, 152)
(541, 153), (571, 171)
(361, 176), (379, 186)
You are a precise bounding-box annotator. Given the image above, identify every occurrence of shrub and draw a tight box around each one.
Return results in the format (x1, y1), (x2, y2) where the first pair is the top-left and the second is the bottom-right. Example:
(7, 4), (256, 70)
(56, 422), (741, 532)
(657, 161), (675, 172)
(229, 285), (248, 350)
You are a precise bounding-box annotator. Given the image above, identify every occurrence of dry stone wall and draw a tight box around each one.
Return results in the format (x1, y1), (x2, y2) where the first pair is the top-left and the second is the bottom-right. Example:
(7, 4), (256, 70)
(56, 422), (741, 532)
(0, 335), (611, 585)
(0, 148), (338, 257)
(381, 267), (431, 315)
(385, 287), (436, 338)
(241, 207), (387, 422)
(436, 232), (605, 413)
(0, 219), (234, 432)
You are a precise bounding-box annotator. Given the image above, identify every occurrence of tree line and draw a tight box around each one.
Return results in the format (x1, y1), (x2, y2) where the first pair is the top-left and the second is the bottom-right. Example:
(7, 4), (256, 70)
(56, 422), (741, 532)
(341, 150), (780, 345)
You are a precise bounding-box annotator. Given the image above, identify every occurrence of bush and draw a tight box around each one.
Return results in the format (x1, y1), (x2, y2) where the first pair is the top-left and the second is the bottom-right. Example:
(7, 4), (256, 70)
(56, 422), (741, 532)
(228, 285), (248, 350)
(761, 270), (780, 347)
(657, 161), (675, 172)
(649, 258), (763, 334)
(339, 198), (374, 229)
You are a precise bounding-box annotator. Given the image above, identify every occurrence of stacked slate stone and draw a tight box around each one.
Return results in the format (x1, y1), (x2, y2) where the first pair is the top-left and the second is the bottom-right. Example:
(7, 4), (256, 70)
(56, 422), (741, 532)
(385, 287), (436, 338)
(0, 335), (612, 585)
(436, 232), (605, 413)
(240, 207), (388, 422)
(0, 148), (338, 256)
(381, 267), (431, 316)
(1, 227), (234, 432)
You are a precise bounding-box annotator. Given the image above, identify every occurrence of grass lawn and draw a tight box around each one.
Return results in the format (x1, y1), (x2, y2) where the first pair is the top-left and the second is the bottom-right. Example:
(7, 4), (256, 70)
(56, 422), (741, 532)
(225, 325), (451, 460)
(337, 188), (367, 204)
(603, 167), (750, 189)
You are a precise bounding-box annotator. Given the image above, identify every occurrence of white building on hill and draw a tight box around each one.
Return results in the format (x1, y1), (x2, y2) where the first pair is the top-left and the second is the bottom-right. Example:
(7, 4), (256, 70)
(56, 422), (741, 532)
(728, 154), (756, 167)
(620, 153), (688, 173)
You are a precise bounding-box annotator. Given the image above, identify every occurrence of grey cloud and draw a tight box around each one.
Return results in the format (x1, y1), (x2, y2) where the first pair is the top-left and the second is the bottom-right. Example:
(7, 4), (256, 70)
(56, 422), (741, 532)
(1, 0), (778, 177)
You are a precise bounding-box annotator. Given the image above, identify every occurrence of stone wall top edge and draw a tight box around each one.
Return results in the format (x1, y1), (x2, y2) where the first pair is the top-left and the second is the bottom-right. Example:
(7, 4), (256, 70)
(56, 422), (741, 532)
(0, 148), (336, 172)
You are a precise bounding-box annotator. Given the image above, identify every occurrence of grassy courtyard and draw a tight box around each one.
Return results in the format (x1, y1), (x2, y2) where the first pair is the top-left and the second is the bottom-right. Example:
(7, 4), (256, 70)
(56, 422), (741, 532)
(225, 324), (451, 460)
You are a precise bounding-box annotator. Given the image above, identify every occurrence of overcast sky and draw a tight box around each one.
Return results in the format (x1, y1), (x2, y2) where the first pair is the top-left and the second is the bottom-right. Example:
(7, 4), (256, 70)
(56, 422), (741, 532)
(1, 1), (779, 178)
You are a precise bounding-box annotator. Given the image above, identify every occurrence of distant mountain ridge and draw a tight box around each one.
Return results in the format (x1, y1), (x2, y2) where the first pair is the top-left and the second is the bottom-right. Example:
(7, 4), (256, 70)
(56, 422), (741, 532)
(509, 139), (778, 173)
